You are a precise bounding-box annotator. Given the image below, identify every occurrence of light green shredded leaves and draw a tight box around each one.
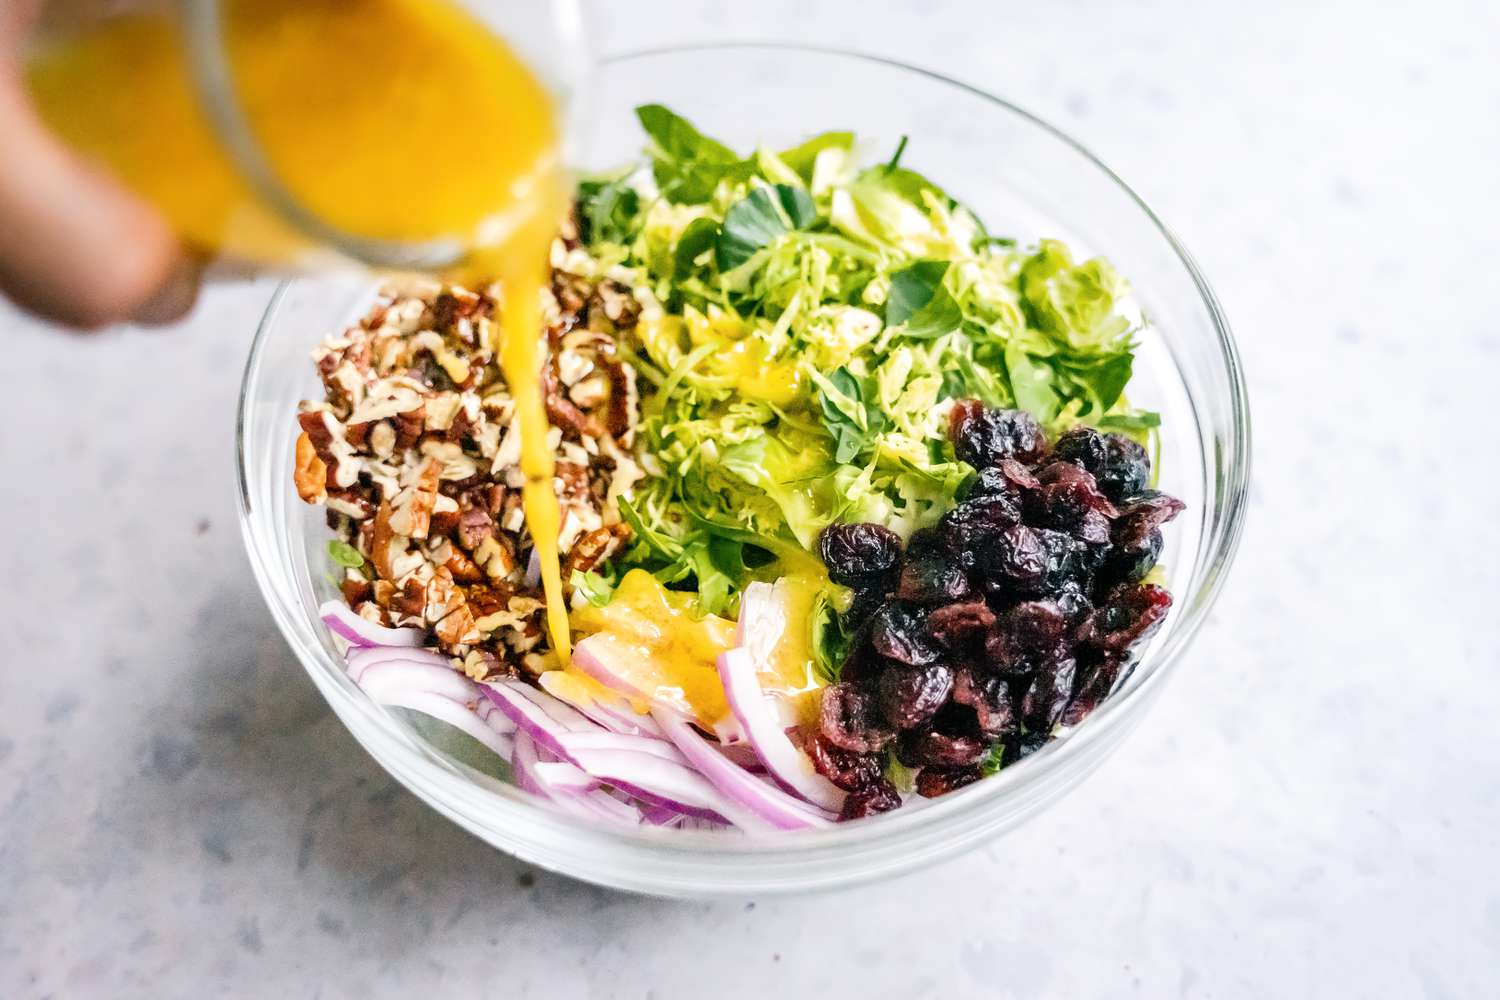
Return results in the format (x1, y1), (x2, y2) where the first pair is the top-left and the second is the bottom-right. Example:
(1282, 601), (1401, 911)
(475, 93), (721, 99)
(580, 107), (1158, 612)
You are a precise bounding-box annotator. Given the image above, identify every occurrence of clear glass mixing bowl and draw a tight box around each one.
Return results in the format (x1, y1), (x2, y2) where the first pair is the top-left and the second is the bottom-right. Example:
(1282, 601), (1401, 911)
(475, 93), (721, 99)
(237, 44), (1250, 898)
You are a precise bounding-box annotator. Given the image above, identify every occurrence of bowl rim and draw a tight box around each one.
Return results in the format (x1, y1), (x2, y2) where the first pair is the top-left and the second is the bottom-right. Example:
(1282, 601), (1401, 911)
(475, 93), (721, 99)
(236, 41), (1251, 871)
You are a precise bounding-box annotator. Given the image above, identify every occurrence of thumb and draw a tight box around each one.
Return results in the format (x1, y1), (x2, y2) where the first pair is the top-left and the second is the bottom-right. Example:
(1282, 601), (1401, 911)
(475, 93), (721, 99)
(0, 59), (195, 329)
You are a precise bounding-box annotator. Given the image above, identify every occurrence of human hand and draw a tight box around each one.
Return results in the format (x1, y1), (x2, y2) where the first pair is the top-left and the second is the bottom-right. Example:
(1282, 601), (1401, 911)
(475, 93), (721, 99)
(0, 1), (196, 328)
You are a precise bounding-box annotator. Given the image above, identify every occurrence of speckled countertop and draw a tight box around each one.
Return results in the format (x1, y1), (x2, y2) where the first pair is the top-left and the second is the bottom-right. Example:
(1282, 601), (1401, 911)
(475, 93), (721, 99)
(4, 1), (1498, 996)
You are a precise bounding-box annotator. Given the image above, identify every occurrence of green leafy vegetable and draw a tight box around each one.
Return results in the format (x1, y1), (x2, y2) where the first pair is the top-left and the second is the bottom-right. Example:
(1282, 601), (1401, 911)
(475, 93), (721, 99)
(979, 744), (1006, 776)
(572, 571), (616, 608)
(886, 260), (962, 338)
(716, 184), (818, 270)
(573, 106), (1160, 614)
(636, 104), (751, 203)
(778, 129), (854, 183)
(327, 540), (365, 570)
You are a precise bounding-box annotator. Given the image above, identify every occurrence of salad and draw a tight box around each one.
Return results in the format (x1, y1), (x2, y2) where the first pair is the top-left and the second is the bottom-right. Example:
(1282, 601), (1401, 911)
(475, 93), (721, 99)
(292, 107), (1183, 830)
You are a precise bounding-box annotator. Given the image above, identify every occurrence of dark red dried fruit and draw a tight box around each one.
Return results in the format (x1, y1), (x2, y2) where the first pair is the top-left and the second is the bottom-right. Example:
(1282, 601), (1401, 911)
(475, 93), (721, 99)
(915, 766), (983, 798)
(818, 522), (903, 587)
(951, 668), (1017, 738)
(903, 730), (988, 767)
(925, 600), (996, 647)
(877, 662), (954, 730)
(1061, 652), (1125, 726)
(869, 604), (941, 666)
(949, 401), (1047, 467)
(839, 780), (902, 819)
(978, 523), (1047, 588)
(1097, 529), (1163, 588)
(897, 543), (970, 605)
(819, 683), (895, 753)
(1113, 490), (1186, 547)
(939, 495), (1023, 568)
(1078, 583), (1173, 654)
(1003, 600), (1071, 651)
(1095, 434), (1151, 502)
(1020, 656), (1077, 731)
(1052, 425), (1108, 471)
(807, 734), (886, 792)
(1028, 462), (1118, 539)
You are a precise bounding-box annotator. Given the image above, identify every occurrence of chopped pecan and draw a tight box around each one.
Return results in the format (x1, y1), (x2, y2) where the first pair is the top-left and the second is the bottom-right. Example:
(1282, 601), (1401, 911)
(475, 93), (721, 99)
(434, 599), (480, 648)
(392, 577), (426, 622)
(370, 501), (398, 581)
(561, 524), (630, 580)
(293, 432), (328, 503)
(443, 543), (483, 583)
(456, 506), (496, 550)
(542, 362), (606, 439)
(340, 575), (373, 606)
(388, 459), (441, 540)
(394, 404), (426, 450)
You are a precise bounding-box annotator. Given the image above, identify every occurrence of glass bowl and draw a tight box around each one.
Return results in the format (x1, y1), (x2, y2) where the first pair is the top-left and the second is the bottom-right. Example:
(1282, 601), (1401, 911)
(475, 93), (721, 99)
(236, 43), (1250, 898)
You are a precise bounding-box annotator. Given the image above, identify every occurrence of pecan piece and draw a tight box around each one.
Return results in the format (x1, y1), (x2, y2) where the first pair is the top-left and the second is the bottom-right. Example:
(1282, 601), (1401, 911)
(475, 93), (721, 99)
(456, 506), (496, 551)
(388, 459), (440, 540)
(561, 525), (630, 580)
(293, 432), (328, 503)
(541, 362), (606, 439)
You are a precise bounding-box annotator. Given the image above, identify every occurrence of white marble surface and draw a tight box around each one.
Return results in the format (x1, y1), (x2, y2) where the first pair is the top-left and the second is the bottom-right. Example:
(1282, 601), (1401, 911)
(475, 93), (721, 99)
(4, 1), (1499, 996)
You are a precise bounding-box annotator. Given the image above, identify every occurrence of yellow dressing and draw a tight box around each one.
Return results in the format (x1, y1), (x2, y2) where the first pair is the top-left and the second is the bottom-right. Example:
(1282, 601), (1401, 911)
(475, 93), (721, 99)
(566, 564), (833, 728)
(719, 339), (805, 408)
(27, 0), (575, 662)
(571, 570), (738, 726)
(756, 558), (830, 727)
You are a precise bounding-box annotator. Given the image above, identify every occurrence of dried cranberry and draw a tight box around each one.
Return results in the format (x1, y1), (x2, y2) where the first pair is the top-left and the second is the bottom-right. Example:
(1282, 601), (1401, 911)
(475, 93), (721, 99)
(1020, 656), (1077, 731)
(1003, 731), (1051, 763)
(1028, 462), (1118, 538)
(818, 522), (903, 587)
(977, 524), (1046, 589)
(939, 495), (1022, 567)
(1061, 652), (1125, 726)
(897, 542), (970, 605)
(925, 599), (996, 648)
(915, 766), (983, 798)
(877, 662), (954, 729)
(1052, 578), (1095, 621)
(903, 730), (988, 768)
(1097, 528), (1163, 588)
(1113, 490), (1186, 547)
(1052, 425), (1108, 471)
(819, 683), (895, 753)
(839, 779), (902, 819)
(868, 604), (942, 666)
(950, 401), (1047, 467)
(1095, 434), (1151, 502)
(1077, 583), (1173, 654)
(807, 734), (885, 792)
(951, 668), (1017, 738)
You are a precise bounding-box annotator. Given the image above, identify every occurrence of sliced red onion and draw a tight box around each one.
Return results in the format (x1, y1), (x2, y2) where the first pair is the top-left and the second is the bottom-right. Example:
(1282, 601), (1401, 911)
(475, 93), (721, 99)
(570, 635), (651, 702)
(718, 647), (847, 813)
(349, 657), (483, 704)
(345, 645), (453, 673)
(652, 708), (833, 830)
(539, 671), (666, 739)
(555, 730), (689, 765)
(503, 679), (597, 732)
(558, 745), (748, 827)
(319, 599), (424, 648)
(479, 681), (578, 761)
(377, 688), (515, 761)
